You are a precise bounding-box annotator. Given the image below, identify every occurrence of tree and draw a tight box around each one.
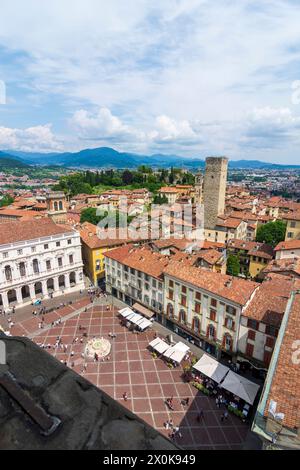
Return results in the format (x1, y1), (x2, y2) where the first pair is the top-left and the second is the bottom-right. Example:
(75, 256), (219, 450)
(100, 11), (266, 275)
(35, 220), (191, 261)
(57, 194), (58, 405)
(256, 220), (287, 248)
(122, 170), (133, 185)
(0, 195), (14, 207)
(80, 207), (101, 225)
(226, 254), (240, 277)
(153, 194), (168, 205)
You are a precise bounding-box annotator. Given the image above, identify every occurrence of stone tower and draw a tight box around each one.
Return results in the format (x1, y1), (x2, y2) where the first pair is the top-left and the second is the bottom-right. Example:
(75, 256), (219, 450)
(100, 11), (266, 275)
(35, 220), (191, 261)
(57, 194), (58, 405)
(203, 157), (228, 229)
(194, 172), (203, 204)
(46, 191), (67, 224)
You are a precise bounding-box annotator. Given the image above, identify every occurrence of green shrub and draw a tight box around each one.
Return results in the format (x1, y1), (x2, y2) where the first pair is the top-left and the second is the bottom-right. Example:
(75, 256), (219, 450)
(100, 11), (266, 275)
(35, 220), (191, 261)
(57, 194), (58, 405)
(191, 381), (210, 395)
(228, 405), (244, 419)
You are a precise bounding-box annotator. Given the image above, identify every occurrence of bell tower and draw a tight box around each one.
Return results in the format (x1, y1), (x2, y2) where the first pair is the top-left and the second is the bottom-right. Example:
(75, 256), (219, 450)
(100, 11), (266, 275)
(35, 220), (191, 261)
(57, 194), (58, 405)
(46, 191), (67, 224)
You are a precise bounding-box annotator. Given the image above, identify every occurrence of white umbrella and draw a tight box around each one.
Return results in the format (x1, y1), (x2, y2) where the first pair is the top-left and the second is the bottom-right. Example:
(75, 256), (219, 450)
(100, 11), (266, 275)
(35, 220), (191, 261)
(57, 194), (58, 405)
(221, 370), (260, 405)
(193, 354), (229, 384)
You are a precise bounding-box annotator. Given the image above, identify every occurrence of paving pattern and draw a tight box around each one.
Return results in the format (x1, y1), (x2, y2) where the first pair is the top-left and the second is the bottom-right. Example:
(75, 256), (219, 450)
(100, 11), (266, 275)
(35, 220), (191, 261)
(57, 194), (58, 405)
(9, 302), (250, 450)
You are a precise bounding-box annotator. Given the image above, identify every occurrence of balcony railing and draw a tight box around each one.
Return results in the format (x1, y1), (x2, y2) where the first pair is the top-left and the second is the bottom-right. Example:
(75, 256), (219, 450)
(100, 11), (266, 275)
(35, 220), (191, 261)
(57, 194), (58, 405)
(1, 262), (82, 286)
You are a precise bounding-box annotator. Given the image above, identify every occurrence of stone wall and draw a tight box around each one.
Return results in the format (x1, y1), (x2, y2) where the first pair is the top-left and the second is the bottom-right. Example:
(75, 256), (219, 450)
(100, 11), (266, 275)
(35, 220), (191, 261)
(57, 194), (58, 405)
(203, 157), (228, 230)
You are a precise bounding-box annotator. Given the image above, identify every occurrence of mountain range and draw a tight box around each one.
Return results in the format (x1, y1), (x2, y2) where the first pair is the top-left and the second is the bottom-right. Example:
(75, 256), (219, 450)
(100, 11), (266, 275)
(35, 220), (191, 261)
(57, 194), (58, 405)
(1, 147), (300, 170)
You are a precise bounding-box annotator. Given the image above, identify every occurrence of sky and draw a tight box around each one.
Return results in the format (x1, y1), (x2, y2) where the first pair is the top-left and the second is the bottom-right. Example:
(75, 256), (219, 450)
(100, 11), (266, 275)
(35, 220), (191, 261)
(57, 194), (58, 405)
(0, 0), (300, 163)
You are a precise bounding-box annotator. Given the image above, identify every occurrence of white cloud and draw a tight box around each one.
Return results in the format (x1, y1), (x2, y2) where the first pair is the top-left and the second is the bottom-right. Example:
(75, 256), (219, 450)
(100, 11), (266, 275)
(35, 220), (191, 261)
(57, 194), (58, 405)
(149, 115), (201, 145)
(241, 106), (300, 149)
(70, 107), (202, 147)
(1, 1), (300, 161)
(71, 107), (144, 142)
(0, 124), (63, 152)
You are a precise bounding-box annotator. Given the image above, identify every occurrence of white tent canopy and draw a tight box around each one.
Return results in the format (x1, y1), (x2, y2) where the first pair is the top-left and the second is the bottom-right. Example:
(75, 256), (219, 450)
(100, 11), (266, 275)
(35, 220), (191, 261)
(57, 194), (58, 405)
(173, 342), (190, 353)
(129, 313), (143, 325)
(193, 354), (229, 384)
(149, 338), (162, 348)
(118, 307), (134, 318)
(162, 342), (190, 364)
(138, 319), (152, 331)
(149, 338), (170, 354)
(220, 370), (260, 405)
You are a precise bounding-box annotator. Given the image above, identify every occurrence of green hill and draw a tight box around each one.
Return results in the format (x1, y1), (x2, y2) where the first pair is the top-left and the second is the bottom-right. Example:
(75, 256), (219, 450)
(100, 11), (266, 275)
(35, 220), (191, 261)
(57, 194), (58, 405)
(0, 151), (29, 169)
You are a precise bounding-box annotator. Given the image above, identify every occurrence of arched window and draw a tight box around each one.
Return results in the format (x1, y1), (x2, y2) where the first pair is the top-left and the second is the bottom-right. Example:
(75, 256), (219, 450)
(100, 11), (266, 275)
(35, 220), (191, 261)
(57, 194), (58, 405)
(223, 334), (233, 351)
(166, 303), (174, 318)
(179, 309), (186, 324)
(207, 324), (215, 340)
(59, 201), (63, 211)
(54, 201), (58, 211)
(4, 265), (12, 281)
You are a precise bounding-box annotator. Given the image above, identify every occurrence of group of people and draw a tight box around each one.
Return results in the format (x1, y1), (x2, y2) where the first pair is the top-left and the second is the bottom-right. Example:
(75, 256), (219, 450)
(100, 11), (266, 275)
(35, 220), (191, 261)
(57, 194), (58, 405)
(164, 418), (182, 439)
(0, 307), (15, 316)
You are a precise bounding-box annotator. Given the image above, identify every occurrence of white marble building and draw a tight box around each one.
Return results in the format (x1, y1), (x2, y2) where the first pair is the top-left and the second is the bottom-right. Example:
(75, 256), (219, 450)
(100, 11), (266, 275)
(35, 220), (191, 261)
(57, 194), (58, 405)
(0, 218), (85, 311)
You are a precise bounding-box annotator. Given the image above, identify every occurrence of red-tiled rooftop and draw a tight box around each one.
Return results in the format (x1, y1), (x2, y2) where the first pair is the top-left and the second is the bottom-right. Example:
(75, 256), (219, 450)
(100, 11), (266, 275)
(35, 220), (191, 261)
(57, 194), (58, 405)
(275, 239), (300, 251)
(104, 244), (170, 279)
(0, 218), (74, 245)
(263, 285), (300, 429)
(164, 260), (259, 305)
(263, 258), (300, 277)
(242, 274), (295, 327)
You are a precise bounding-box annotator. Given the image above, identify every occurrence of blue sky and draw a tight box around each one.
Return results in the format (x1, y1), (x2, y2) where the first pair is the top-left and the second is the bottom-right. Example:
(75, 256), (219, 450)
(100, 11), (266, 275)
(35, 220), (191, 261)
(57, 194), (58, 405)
(0, 0), (300, 163)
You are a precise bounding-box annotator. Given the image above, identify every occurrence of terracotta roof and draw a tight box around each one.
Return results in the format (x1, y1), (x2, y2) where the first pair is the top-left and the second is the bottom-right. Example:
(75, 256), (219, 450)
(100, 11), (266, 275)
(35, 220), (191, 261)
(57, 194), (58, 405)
(151, 238), (225, 252)
(104, 244), (170, 279)
(159, 187), (180, 193)
(216, 218), (244, 229)
(275, 239), (300, 251)
(194, 249), (224, 265)
(164, 260), (259, 305)
(248, 244), (274, 260)
(263, 285), (300, 429)
(0, 218), (74, 245)
(263, 258), (300, 277)
(243, 274), (295, 327)
(229, 211), (258, 221)
(227, 239), (262, 251)
(80, 222), (133, 250)
(0, 208), (47, 218)
(282, 211), (300, 221)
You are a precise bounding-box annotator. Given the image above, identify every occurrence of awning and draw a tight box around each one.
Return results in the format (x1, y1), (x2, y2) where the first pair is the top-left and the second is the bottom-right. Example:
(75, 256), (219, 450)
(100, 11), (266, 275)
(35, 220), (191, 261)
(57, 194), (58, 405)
(132, 302), (155, 319)
(193, 354), (229, 384)
(220, 370), (260, 405)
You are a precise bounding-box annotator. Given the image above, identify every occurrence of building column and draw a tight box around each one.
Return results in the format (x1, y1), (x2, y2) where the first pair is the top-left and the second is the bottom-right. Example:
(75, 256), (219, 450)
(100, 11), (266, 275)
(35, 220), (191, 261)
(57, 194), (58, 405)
(16, 288), (23, 305)
(29, 284), (36, 301)
(53, 277), (59, 293)
(41, 280), (48, 297)
(65, 275), (70, 289)
(1, 292), (9, 310)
